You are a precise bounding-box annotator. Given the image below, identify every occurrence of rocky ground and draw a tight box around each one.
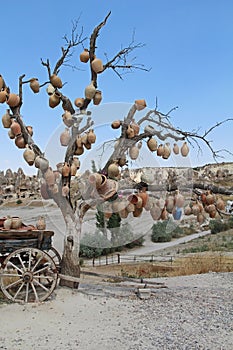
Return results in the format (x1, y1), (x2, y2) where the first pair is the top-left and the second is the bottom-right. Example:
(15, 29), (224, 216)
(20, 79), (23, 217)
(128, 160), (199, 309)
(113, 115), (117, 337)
(0, 272), (232, 350)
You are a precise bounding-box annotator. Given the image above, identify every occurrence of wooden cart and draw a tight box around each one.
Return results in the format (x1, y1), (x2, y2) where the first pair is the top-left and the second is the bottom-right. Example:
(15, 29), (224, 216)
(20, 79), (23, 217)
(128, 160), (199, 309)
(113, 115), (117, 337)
(0, 224), (61, 303)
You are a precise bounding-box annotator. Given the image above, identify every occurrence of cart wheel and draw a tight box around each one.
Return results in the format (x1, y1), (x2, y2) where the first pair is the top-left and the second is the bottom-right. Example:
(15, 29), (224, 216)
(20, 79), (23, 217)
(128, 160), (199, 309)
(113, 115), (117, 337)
(46, 247), (62, 273)
(0, 247), (58, 303)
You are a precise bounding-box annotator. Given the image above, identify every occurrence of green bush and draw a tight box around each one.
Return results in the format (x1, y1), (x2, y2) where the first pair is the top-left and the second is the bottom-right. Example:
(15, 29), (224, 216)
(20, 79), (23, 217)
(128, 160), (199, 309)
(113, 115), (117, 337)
(16, 199), (22, 205)
(228, 217), (233, 229)
(209, 219), (229, 234)
(80, 231), (111, 258)
(151, 221), (172, 242)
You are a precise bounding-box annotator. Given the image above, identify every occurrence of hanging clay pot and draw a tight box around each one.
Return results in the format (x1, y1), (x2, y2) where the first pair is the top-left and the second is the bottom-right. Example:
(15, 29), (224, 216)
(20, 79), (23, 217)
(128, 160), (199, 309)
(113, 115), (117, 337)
(35, 155), (49, 172)
(160, 207), (168, 220)
(108, 162), (119, 178)
(3, 216), (12, 230)
(10, 120), (21, 136)
(46, 83), (56, 96)
(23, 146), (35, 166)
(173, 143), (179, 155)
(60, 128), (71, 146)
(192, 203), (201, 216)
(89, 173), (105, 189)
(44, 168), (55, 187)
(83, 141), (92, 150)
(93, 90), (102, 105)
(133, 207), (143, 217)
(0, 89), (8, 103)
(129, 145), (139, 160)
(49, 92), (61, 108)
(201, 192), (207, 204)
(138, 191), (149, 207)
(62, 162), (70, 177)
(181, 142), (189, 157)
(197, 213), (205, 224)
(8, 129), (15, 139)
(75, 145), (84, 155)
(70, 163), (77, 176)
(206, 191), (215, 205)
(162, 143), (171, 159)
(26, 125), (33, 136)
(111, 120), (121, 129)
(147, 137), (157, 152)
(2, 109), (12, 128)
(72, 156), (80, 169)
(165, 196), (175, 213)
(62, 183), (70, 197)
(84, 81), (96, 100)
(174, 192), (185, 208)
(126, 125), (135, 139)
(62, 110), (73, 127)
(7, 93), (20, 108)
(87, 129), (96, 144)
(216, 197), (225, 211)
(91, 57), (104, 73)
(0, 75), (5, 90)
(135, 99), (146, 111)
(118, 157), (127, 167)
(97, 178), (118, 201)
(74, 97), (85, 108)
(126, 202), (135, 213)
(81, 133), (88, 146)
(135, 195), (143, 209)
(150, 204), (161, 221)
(184, 205), (192, 216)
(36, 216), (46, 230)
(50, 74), (63, 88)
(157, 144), (164, 157)
(11, 217), (22, 229)
(30, 78), (40, 93)
(131, 120), (140, 135)
(15, 135), (26, 149)
(80, 48), (90, 63)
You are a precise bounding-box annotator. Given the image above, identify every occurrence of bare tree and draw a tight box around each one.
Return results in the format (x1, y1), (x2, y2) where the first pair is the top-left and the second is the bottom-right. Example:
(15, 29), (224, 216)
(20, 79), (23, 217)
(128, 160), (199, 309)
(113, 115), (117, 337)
(0, 12), (232, 287)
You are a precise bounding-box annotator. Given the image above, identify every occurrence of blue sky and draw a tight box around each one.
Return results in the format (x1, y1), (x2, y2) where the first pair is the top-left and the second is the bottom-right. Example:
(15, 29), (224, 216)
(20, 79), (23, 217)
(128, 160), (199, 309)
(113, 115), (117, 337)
(1, 0), (233, 174)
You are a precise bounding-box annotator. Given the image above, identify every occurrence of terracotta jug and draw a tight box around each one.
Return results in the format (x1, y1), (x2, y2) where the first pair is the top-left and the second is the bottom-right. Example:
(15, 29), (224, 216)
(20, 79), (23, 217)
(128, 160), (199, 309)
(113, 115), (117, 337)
(133, 207), (143, 217)
(50, 74), (63, 88)
(87, 129), (96, 144)
(126, 125), (135, 139)
(70, 162), (78, 176)
(10, 120), (21, 136)
(3, 216), (12, 230)
(49, 92), (61, 108)
(184, 205), (192, 216)
(0, 89), (8, 103)
(108, 162), (119, 178)
(131, 120), (140, 135)
(216, 197), (225, 211)
(173, 143), (179, 155)
(80, 48), (90, 63)
(181, 142), (189, 157)
(129, 145), (139, 160)
(30, 78), (40, 93)
(7, 93), (20, 108)
(75, 145), (84, 155)
(74, 97), (84, 108)
(2, 109), (12, 128)
(8, 128), (15, 139)
(174, 192), (185, 208)
(147, 137), (157, 152)
(157, 144), (164, 157)
(72, 156), (80, 169)
(60, 128), (71, 146)
(93, 90), (102, 105)
(46, 83), (56, 96)
(135, 99), (146, 111)
(23, 146), (35, 166)
(138, 191), (149, 207)
(150, 205), (161, 220)
(111, 120), (121, 129)
(84, 81), (96, 100)
(62, 162), (70, 177)
(11, 217), (22, 229)
(15, 135), (26, 149)
(62, 183), (70, 197)
(0, 75), (5, 90)
(89, 173), (106, 189)
(26, 125), (33, 136)
(62, 110), (74, 127)
(162, 143), (171, 159)
(206, 191), (215, 205)
(35, 155), (49, 172)
(36, 216), (46, 230)
(91, 57), (104, 73)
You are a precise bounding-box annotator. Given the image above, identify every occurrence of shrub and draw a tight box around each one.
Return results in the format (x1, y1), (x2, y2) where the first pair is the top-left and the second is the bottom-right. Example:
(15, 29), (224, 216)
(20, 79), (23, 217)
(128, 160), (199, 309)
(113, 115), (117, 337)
(80, 231), (111, 258)
(209, 219), (229, 234)
(16, 199), (22, 205)
(151, 221), (172, 242)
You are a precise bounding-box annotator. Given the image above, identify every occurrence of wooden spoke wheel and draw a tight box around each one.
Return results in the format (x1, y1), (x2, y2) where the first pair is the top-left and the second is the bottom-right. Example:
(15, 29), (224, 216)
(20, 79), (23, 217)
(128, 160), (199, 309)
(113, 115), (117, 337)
(0, 247), (59, 303)
(46, 247), (62, 273)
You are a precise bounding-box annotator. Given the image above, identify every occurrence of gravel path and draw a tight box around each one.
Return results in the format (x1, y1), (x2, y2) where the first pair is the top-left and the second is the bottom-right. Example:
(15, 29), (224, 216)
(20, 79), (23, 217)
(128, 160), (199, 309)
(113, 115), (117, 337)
(0, 272), (232, 350)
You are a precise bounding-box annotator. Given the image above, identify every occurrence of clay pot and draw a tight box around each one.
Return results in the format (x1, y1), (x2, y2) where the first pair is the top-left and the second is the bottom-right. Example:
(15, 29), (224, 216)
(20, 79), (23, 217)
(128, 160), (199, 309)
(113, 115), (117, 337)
(7, 93), (20, 108)
(35, 156), (49, 172)
(118, 157), (127, 167)
(181, 142), (189, 157)
(8, 129), (15, 139)
(133, 207), (143, 217)
(93, 90), (102, 105)
(206, 192), (215, 205)
(11, 217), (22, 229)
(111, 120), (121, 129)
(173, 143), (179, 155)
(197, 213), (205, 224)
(138, 191), (149, 207)
(80, 48), (90, 63)
(62, 110), (74, 127)
(126, 202), (135, 213)
(135, 195), (143, 209)
(75, 145), (84, 155)
(60, 128), (71, 146)
(160, 207), (168, 220)
(62, 183), (70, 197)
(157, 144), (164, 157)
(74, 97), (85, 108)
(89, 173), (104, 189)
(15, 135), (26, 148)
(23, 147), (35, 166)
(184, 205), (192, 216)
(30, 78), (40, 93)
(192, 203), (201, 216)
(2, 109), (12, 128)
(62, 162), (70, 177)
(49, 92), (61, 108)
(10, 120), (21, 136)
(26, 125), (33, 136)
(0, 75), (5, 90)
(46, 83), (56, 96)
(44, 168), (56, 187)
(174, 193), (185, 208)
(36, 216), (46, 230)
(87, 129), (96, 144)
(0, 89), (8, 103)
(131, 120), (140, 135)
(150, 205), (161, 220)
(91, 57), (104, 73)
(108, 162), (120, 178)
(216, 198), (225, 211)
(3, 216), (12, 230)
(126, 125), (135, 139)
(97, 178), (118, 200)
(147, 137), (157, 152)
(201, 193), (207, 204)
(162, 143), (171, 159)
(165, 196), (175, 213)
(85, 81), (96, 100)
(72, 157), (80, 169)
(135, 99), (146, 111)
(50, 74), (62, 88)
(70, 163), (78, 176)
(129, 145), (139, 160)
